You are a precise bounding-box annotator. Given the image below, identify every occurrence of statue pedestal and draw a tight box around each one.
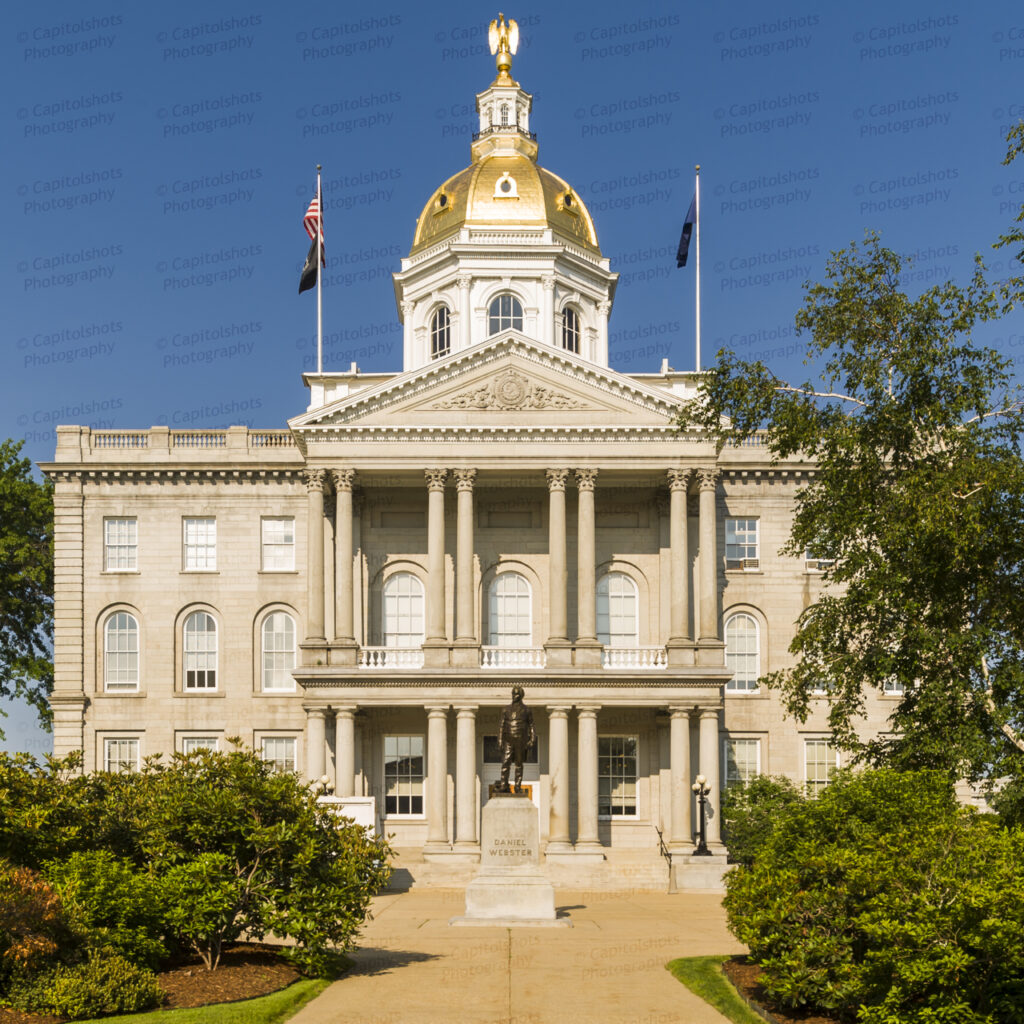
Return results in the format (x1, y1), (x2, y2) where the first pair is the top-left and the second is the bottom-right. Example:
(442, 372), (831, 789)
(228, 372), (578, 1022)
(450, 795), (570, 928)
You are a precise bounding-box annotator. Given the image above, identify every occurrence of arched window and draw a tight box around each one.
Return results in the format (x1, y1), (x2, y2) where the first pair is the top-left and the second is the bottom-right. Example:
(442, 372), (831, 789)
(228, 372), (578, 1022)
(104, 612), (139, 691)
(430, 306), (451, 359)
(383, 573), (425, 648)
(261, 612), (296, 691)
(184, 611), (217, 691)
(500, 103), (510, 126)
(489, 573), (531, 646)
(561, 308), (580, 353)
(488, 294), (523, 335)
(596, 573), (638, 647)
(725, 613), (760, 692)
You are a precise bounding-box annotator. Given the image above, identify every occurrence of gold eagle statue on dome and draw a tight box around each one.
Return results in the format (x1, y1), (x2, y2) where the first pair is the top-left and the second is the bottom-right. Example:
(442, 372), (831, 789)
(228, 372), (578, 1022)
(488, 13), (519, 55)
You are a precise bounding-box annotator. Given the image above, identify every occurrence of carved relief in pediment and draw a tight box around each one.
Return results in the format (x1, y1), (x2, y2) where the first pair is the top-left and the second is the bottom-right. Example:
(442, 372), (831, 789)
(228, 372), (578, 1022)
(429, 370), (590, 411)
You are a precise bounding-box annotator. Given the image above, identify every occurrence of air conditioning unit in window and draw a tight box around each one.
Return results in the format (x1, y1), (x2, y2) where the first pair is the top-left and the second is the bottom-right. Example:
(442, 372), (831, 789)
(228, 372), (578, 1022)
(805, 558), (835, 571)
(741, 558), (759, 570)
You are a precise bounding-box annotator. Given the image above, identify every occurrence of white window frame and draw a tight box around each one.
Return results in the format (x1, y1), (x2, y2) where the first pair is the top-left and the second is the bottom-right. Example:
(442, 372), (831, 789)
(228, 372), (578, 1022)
(725, 613), (760, 693)
(183, 517), (217, 571)
(103, 517), (137, 572)
(182, 736), (219, 754)
(383, 734), (426, 818)
(103, 611), (140, 692)
(487, 293), (523, 335)
(561, 307), (581, 353)
(804, 738), (839, 796)
(261, 517), (295, 571)
(598, 734), (639, 818)
(804, 546), (836, 572)
(260, 736), (297, 773)
(488, 572), (532, 646)
(261, 611), (297, 692)
(882, 678), (906, 696)
(430, 306), (451, 359)
(382, 572), (425, 648)
(725, 518), (759, 570)
(596, 572), (638, 647)
(723, 737), (761, 786)
(103, 737), (140, 773)
(183, 611), (218, 691)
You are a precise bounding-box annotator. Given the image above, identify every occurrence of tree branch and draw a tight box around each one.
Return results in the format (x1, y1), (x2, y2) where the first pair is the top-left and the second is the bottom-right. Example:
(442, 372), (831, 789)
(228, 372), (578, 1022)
(981, 653), (1024, 754)
(773, 385), (868, 407)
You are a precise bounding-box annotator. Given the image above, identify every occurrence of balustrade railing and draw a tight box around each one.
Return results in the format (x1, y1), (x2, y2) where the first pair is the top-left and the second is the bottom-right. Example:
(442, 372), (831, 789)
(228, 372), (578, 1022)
(171, 431), (227, 448)
(480, 647), (546, 669)
(91, 431), (149, 449)
(601, 646), (668, 670)
(359, 647), (425, 669)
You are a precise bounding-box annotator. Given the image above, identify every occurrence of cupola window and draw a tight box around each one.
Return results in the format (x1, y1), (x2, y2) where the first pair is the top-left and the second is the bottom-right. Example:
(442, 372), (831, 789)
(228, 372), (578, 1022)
(561, 308), (580, 353)
(431, 306), (451, 359)
(488, 294), (523, 335)
(500, 103), (510, 126)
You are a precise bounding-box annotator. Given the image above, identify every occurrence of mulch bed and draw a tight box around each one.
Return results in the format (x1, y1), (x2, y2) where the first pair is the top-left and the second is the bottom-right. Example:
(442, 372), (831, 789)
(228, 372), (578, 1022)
(722, 957), (843, 1024)
(0, 943), (300, 1024)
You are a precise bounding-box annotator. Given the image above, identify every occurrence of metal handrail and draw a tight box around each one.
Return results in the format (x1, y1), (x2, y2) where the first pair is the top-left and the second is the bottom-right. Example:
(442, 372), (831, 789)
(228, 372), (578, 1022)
(654, 825), (676, 894)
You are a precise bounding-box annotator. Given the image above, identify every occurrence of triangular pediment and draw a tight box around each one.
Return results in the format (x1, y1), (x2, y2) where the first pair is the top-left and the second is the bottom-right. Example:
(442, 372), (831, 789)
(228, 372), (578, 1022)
(290, 333), (683, 433)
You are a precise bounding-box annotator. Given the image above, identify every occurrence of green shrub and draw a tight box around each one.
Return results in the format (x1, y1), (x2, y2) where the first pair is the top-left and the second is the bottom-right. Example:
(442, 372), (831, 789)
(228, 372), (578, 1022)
(724, 769), (1024, 1024)
(45, 850), (167, 968)
(720, 774), (803, 865)
(7, 947), (162, 1019)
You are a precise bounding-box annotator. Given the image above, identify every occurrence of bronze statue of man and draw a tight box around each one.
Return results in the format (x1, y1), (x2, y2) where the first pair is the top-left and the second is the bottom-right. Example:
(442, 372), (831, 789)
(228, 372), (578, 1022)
(496, 685), (536, 793)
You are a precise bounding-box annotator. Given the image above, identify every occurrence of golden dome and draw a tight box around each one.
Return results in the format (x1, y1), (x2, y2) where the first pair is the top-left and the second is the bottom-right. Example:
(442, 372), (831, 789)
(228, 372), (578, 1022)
(411, 151), (601, 255)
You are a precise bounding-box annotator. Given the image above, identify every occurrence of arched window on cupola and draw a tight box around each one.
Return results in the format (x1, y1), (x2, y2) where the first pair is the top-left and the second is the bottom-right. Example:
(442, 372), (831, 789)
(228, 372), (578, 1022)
(500, 103), (510, 126)
(561, 307), (581, 354)
(430, 306), (451, 359)
(488, 294), (523, 336)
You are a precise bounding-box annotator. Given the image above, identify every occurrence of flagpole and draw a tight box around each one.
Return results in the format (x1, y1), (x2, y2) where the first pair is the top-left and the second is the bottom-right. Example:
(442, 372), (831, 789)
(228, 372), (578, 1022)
(316, 165), (323, 374)
(694, 164), (701, 373)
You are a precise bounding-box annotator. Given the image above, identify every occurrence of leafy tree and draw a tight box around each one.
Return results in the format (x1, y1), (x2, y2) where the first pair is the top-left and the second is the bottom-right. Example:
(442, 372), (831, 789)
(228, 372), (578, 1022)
(684, 232), (1024, 782)
(996, 120), (1024, 295)
(720, 774), (803, 866)
(0, 440), (53, 734)
(723, 769), (1024, 1024)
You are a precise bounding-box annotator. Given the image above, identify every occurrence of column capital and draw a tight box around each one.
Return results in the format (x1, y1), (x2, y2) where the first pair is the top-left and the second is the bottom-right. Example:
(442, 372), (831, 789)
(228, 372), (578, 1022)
(575, 468), (598, 491)
(453, 468), (477, 491)
(401, 299), (415, 315)
(667, 468), (692, 492)
(696, 467), (720, 491)
(597, 299), (612, 315)
(304, 706), (329, 720)
(426, 704), (450, 717)
(669, 706), (693, 720)
(334, 705), (358, 719)
(456, 274), (472, 289)
(303, 468), (327, 492)
(699, 706), (722, 721)
(331, 468), (356, 492)
(546, 468), (570, 492)
(541, 274), (556, 291)
(425, 468), (448, 492)
(547, 705), (571, 716)
(454, 704), (478, 717)
(576, 705), (600, 717)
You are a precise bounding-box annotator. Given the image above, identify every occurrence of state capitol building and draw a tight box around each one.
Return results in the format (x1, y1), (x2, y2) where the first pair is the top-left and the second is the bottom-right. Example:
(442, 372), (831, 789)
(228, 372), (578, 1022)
(42, 27), (896, 887)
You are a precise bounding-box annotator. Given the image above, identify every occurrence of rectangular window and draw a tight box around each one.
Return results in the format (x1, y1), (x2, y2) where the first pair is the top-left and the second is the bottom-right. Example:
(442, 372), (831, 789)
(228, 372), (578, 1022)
(104, 737), (139, 772)
(182, 736), (218, 754)
(260, 736), (296, 773)
(104, 518), (137, 571)
(725, 518), (759, 569)
(599, 735), (638, 817)
(183, 517), (217, 571)
(384, 735), (424, 815)
(805, 739), (838, 796)
(261, 517), (295, 571)
(804, 546), (835, 572)
(724, 738), (761, 786)
(883, 679), (906, 695)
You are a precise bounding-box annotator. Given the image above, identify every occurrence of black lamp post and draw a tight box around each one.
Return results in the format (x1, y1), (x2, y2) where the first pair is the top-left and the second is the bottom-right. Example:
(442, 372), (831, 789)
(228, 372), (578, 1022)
(691, 773), (712, 856)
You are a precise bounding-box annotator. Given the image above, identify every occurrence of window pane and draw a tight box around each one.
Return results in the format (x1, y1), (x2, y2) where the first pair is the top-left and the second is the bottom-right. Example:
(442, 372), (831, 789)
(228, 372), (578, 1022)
(104, 612), (139, 691)
(261, 517), (295, 571)
(383, 573), (425, 647)
(104, 518), (137, 571)
(805, 739), (837, 796)
(561, 308), (580, 353)
(182, 737), (218, 754)
(598, 736), (638, 816)
(725, 518), (759, 564)
(487, 294), (523, 335)
(260, 737), (296, 773)
(184, 611), (217, 690)
(262, 612), (296, 690)
(104, 738), (139, 772)
(726, 614), (759, 692)
(183, 517), (217, 570)
(725, 738), (760, 785)
(596, 573), (637, 646)
(431, 307), (451, 359)
(489, 573), (531, 646)
(384, 735), (425, 816)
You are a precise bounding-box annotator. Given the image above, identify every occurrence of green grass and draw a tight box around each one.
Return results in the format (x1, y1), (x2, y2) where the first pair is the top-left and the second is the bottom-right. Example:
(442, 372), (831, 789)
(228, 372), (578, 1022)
(77, 978), (331, 1024)
(666, 956), (766, 1024)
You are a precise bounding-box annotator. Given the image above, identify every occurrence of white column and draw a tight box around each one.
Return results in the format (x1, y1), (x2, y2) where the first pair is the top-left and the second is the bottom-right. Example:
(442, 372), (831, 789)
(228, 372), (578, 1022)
(305, 708), (327, 783)
(454, 706), (478, 848)
(576, 469), (598, 644)
(542, 275), (555, 347)
(546, 470), (569, 644)
(597, 300), (611, 366)
(697, 468), (720, 642)
(576, 706), (601, 851)
(698, 708), (722, 847)
(458, 275), (472, 351)
(426, 705), (450, 848)
(402, 299), (415, 369)
(454, 469), (477, 643)
(669, 708), (692, 850)
(331, 470), (355, 644)
(547, 706), (571, 851)
(304, 469), (326, 642)
(336, 707), (356, 798)
(668, 469), (691, 643)
(425, 469), (447, 643)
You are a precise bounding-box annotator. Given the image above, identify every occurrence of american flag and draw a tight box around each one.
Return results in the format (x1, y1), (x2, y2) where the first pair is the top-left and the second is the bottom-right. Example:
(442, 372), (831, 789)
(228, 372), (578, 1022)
(303, 196), (325, 262)
(299, 193), (325, 294)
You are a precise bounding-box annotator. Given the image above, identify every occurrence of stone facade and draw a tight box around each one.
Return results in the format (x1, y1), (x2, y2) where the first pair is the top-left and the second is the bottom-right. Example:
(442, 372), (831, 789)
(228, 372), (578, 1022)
(41, 42), (901, 886)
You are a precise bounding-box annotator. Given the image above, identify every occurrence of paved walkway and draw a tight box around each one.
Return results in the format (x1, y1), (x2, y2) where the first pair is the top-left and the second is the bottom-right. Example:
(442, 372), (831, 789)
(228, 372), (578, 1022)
(291, 888), (744, 1024)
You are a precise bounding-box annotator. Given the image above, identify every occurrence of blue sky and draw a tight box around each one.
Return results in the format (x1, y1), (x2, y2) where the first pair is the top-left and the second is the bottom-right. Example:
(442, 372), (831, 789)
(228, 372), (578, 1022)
(3, 0), (1023, 754)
